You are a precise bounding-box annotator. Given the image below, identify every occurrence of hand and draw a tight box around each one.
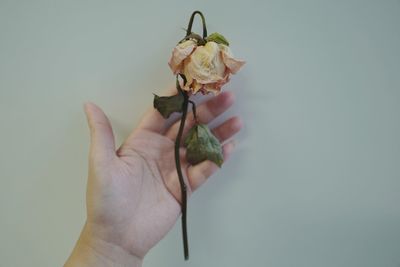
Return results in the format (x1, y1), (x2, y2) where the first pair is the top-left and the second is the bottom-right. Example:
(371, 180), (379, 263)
(65, 88), (242, 266)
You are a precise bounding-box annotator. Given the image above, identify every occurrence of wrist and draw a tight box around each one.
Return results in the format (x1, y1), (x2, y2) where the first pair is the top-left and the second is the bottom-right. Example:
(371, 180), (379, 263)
(65, 222), (143, 267)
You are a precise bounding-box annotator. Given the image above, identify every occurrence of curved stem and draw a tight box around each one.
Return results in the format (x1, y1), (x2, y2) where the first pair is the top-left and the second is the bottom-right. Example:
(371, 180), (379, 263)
(186, 10), (207, 38)
(175, 76), (189, 260)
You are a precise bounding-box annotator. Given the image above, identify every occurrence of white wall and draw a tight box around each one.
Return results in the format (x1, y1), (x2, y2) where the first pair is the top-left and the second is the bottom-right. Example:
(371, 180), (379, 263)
(1, 0), (399, 266)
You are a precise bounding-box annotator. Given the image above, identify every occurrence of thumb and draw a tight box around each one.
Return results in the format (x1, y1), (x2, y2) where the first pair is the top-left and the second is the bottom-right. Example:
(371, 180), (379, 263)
(84, 102), (116, 162)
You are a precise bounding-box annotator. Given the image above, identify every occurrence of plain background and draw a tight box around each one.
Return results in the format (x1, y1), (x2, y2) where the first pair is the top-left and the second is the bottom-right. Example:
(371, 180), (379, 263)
(1, 0), (399, 266)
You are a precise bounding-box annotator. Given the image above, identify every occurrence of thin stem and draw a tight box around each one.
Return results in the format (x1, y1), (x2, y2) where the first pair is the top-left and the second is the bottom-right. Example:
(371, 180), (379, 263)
(175, 76), (190, 260)
(189, 100), (198, 123)
(175, 10), (206, 260)
(186, 10), (207, 39)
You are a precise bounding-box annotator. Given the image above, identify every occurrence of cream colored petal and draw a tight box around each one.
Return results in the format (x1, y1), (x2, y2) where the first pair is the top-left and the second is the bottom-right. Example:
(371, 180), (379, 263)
(182, 58), (193, 91)
(168, 40), (197, 74)
(185, 42), (226, 84)
(181, 65), (202, 94)
(182, 68), (194, 92)
(191, 79), (204, 94)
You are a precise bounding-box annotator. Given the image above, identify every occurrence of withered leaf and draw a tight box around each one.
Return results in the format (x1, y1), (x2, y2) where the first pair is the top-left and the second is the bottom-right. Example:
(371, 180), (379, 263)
(153, 93), (184, 119)
(205, 32), (230, 46)
(184, 124), (224, 167)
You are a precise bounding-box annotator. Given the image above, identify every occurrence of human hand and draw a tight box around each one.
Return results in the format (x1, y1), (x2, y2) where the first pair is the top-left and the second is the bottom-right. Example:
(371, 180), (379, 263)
(65, 88), (242, 266)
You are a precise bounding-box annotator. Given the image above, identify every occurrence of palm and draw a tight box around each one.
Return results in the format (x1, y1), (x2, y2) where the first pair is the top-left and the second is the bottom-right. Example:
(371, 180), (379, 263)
(84, 90), (241, 258)
(88, 130), (188, 257)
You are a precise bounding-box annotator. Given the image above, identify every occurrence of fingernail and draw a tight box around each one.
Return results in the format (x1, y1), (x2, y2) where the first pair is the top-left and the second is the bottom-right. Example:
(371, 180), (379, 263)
(83, 102), (95, 113)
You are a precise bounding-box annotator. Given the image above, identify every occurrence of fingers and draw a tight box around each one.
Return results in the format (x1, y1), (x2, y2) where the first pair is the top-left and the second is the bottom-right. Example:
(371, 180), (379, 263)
(186, 116), (243, 192)
(165, 91), (235, 140)
(187, 140), (236, 192)
(84, 102), (116, 162)
(211, 116), (243, 143)
(137, 85), (177, 133)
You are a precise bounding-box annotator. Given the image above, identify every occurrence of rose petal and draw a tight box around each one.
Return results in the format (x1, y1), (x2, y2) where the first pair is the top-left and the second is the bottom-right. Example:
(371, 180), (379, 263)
(182, 66), (203, 94)
(203, 73), (230, 95)
(184, 42), (226, 84)
(220, 44), (246, 74)
(168, 40), (197, 74)
(183, 76), (201, 93)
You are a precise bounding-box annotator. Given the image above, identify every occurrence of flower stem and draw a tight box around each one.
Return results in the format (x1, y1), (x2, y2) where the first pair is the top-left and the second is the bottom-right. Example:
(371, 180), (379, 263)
(175, 76), (190, 260)
(189, 100), (198, 123)
(186, 10), (207, 39)
(176, 11), (206, 260)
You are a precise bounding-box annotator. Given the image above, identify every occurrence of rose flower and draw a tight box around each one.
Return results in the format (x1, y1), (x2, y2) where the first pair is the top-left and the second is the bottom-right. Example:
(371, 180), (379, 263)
(168, 36), (245, 94)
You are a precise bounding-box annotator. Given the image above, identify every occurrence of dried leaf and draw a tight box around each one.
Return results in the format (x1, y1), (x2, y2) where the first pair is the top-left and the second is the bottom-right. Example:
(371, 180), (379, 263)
(205, 32), (230, 46)
(184, 124), (223, 167)
(153, 93), (184, 119)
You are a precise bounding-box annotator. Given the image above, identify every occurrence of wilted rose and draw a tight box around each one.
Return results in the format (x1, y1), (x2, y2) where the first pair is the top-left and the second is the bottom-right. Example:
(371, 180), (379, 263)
(168, 37), (245, 94)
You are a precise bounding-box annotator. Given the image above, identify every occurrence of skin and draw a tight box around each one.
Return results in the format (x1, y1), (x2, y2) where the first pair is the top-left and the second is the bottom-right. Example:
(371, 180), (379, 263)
(64, 88), (243, 267)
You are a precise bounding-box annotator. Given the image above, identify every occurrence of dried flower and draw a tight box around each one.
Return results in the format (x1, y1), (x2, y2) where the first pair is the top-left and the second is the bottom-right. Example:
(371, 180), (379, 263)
(154, 11), (245, 261)
(168, 37), (245, 94)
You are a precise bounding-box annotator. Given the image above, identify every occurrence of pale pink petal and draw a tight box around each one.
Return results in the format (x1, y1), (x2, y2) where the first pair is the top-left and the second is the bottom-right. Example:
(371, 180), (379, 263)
(221, 52), (245, 74)
(203, 73), (230, 95)
(168, 40), (197, 74)
(220, 44), (245, 74)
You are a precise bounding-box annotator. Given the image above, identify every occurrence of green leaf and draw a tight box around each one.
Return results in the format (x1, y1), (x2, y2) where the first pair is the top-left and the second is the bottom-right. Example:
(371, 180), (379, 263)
(153, 93), (184, 119)
(205, 32), (230, 46)
(184, 124), (224, 167)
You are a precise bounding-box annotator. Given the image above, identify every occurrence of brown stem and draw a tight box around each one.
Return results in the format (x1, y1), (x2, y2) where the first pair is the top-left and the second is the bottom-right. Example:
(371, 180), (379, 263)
(189, 100), (198, 123)
(175, 76), (189, 260)
(186, 10), (207, 39)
